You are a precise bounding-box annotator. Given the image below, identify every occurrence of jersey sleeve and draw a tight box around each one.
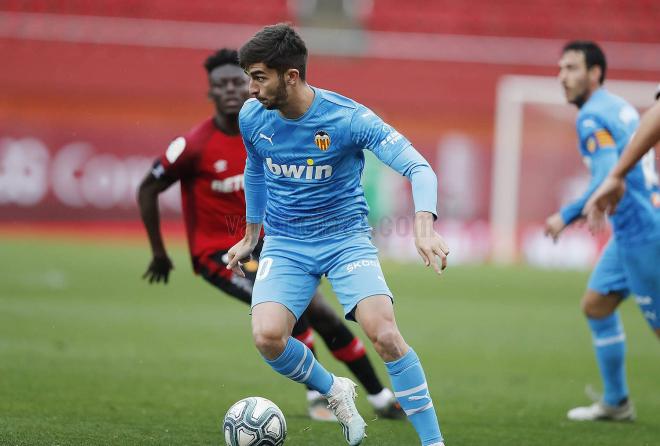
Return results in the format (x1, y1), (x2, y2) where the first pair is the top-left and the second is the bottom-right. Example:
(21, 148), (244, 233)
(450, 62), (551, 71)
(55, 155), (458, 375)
(560, 115), (619, 225)
(350, 106), (438, 217)
(239, 109), (266, 224)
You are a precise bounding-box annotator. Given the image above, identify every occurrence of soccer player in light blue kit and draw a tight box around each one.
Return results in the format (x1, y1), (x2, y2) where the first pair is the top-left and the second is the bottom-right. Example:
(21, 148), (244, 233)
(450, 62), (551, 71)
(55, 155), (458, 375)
(227, 24), (449, 445)
(545, 41), (660, 421)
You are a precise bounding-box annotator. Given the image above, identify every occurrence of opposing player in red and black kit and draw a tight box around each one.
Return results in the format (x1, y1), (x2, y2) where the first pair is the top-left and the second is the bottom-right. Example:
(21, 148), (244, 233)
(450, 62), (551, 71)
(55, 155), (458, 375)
(137, 48), (403, 421)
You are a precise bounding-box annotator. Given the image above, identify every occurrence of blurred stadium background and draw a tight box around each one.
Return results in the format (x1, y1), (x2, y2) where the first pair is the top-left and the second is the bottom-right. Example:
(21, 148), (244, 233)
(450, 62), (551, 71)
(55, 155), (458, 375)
(2, 1), (659, 445)
(2, 0), (659, 266)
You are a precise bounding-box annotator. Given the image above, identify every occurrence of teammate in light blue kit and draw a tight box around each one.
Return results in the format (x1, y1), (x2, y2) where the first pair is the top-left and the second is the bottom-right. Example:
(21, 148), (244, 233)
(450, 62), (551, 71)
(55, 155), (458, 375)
(545, 41), (660, 422)
(227, 24), (449, 445)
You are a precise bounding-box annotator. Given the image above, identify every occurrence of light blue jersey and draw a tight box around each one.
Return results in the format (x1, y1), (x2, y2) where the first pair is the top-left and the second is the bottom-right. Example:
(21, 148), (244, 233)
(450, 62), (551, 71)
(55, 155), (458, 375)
(569, 88), (660, 330)
(240, 86), (444, 445)
(560, 88), (660, 245)
(239, 87), (437, 239)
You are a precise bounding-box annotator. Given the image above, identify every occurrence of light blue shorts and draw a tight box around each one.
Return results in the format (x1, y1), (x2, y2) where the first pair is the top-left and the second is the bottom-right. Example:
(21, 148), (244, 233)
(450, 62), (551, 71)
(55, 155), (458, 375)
(588, 238), (630, 297)
(620, 237), (660, 329)
(588, 237), (660, 329)
(251, 232), (393, 321)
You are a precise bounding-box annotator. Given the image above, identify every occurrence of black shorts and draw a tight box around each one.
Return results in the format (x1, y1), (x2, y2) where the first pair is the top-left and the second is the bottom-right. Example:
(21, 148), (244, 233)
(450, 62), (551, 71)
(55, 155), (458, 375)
(195, 239), (263, 305)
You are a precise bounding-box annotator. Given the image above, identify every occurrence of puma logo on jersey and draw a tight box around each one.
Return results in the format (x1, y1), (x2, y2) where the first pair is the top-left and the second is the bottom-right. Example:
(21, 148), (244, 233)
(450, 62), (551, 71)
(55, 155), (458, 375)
(266, 157), (333, 180)
(211, 174), (244, 193)
(259, 132), (274, 145)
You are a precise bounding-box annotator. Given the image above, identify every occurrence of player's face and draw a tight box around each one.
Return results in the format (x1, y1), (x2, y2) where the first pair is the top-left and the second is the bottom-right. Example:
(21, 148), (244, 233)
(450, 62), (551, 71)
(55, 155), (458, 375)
(246, 63), (288, 110)
(558, 50), (590, 106)
(208, 65), (250, 115)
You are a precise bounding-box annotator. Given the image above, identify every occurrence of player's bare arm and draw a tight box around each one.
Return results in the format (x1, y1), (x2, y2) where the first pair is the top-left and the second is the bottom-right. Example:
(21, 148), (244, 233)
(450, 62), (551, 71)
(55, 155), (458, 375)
(226, 222), (262, 277)
(585, 100), (660, 232)
(414, 211), (449, 274)
(137, 172), (175, 284)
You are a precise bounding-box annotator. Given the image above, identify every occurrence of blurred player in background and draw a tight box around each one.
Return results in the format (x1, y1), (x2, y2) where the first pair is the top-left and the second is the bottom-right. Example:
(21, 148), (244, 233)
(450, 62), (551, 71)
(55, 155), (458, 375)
(585, 86), (660, 228)
(545, 41), (660, 422)
(228, 25), (448, 446)
(137, 48), (403, 422)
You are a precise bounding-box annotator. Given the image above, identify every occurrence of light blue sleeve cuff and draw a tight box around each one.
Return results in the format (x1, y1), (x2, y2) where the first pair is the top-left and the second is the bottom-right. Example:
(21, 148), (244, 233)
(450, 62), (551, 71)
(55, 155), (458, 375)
(389, 145), (438, 218)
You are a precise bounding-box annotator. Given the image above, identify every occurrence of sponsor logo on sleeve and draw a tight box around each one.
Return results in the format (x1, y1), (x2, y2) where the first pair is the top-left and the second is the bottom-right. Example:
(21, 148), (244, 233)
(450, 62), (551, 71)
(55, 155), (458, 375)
(165, 137), (186, 163)
(594, 129), (615, 148)
(586, 137), (597, 153)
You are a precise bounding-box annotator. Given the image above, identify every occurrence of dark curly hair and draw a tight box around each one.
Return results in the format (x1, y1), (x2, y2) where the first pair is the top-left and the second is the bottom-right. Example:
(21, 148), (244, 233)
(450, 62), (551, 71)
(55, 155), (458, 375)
(204, 48), (240, 73)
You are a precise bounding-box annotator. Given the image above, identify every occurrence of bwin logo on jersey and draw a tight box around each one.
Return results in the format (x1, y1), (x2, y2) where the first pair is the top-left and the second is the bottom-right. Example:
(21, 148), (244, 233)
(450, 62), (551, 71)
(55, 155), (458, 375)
(266, 157), (333, 180)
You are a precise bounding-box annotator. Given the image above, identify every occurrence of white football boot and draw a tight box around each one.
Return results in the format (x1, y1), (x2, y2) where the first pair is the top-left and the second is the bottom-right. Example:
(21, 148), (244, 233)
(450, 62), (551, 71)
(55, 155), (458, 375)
(324, 376), (367, 445)
(567, 399), (636, 421)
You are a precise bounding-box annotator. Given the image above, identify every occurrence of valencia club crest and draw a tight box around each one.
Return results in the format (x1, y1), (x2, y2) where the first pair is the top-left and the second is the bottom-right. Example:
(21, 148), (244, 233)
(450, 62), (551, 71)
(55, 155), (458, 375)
(314, 130), (331, 151)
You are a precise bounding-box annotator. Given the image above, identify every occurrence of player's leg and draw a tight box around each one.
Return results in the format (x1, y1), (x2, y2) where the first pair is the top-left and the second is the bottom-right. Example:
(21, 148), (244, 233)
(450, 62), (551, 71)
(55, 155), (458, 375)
(568, 238), (633, 421)
(327, 235), (443, 446)
(199, 248), (340, 421)
(198, 249), (318, 345)
(289, 311), (341, 421)
(305, 291), (405, 419)
(250, 248), (334, 395)
(252, 239), (366, 445)
(196, 250), (256, 305)
(620, 237), (660, 339)
(355, 296), (443, 446)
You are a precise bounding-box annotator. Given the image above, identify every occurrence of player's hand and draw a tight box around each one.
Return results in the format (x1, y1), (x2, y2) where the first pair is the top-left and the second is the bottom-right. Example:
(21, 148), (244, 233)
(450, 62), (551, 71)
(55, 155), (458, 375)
(544, 212), (566, 243)
(414, 212), (450, 274)
(226, 238), (257, 278)
(584, 175), (625, 234)
(142, 255), (174, 284)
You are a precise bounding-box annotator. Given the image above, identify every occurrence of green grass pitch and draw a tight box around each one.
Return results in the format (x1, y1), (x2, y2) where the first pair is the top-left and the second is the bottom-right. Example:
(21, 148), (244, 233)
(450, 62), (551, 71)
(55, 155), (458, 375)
(1, 238), (658, 445)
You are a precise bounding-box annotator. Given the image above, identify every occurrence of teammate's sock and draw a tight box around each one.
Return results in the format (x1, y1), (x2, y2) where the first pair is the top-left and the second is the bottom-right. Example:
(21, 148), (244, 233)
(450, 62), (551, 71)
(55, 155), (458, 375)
(293, 328), (318, 391)
(587, 313), (628, 406)
(317, 322), (385, 395)
(265, 337), (334, 395)
(386, 349), (443, 445)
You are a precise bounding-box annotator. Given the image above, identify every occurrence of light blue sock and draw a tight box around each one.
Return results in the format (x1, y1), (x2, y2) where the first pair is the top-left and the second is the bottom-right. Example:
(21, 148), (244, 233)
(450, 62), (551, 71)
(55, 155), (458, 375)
(386, 349), (443, 446)
(587, 312), (628, 406)
(265, 337), (334, 394)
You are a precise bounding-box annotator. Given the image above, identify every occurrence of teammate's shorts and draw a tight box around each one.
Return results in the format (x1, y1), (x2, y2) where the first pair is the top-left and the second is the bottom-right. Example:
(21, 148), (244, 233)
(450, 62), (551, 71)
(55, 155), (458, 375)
(587, 238), (630, 297)
(251, 232), (393, 321)
(588, 236), (660, 330)
(620, 237), (660, 329)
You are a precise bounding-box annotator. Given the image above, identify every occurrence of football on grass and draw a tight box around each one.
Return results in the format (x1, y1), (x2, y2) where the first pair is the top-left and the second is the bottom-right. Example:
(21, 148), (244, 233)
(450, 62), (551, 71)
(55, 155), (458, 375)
(223, 397), (287, 446)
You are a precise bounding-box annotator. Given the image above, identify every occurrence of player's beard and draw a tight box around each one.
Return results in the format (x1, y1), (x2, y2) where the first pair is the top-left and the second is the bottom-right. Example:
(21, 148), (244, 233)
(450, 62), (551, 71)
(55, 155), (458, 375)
(262, 76), (288, 110)
(567, 80), (589, 108)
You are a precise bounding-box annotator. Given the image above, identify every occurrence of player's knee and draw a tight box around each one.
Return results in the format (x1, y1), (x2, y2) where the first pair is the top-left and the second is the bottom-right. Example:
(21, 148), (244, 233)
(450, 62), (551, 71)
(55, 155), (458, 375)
(252, 326), (287, 360)
(654, 328), (660, 340)
(369, 325), (405, 360)
(581, 291), (616, 319)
